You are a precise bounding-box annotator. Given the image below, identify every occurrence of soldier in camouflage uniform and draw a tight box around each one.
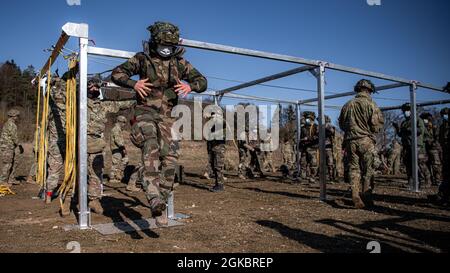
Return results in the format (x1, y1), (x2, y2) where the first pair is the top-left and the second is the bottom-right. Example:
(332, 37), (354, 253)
(281, 140), (295, 171)
(334, 131), (344, 180)
(86, 79), (135, 214)
(394, 103), (432, 189)
(238, 127), (253, 180)
(109, 115), (129, 184)
(0, 109), (22, 186)
(45, 76), (67, 203)
(387, 138), (402, 175)
(433, 108), (450, 204)
(325, 115), (336, 181)
(300, 111), (319, 182)
(420, 112), (442, 186)
(204, 111), (227, 192)
(339, 79), (384, 209)
(262, 134), (276, 173)
(111, 22), (207, 226)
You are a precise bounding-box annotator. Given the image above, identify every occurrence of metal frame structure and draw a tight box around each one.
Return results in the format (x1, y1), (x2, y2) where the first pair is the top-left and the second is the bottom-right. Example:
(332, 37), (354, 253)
(40, 22), (449, 229)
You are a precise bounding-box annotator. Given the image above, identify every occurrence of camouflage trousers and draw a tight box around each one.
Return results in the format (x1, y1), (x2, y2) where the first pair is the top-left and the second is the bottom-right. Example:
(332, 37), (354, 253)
(301, 148), (318, 178)
(238, 148), (252, 177)
(249, 150), (264, 177)
(325, 148), (335, 181)
(388, 152), (401, 175)
(46, 140), (65, 191)
(427, 149), (442, 184)
(0, 148), (16, 183)
(88, 151), (105, 200)
(208, 142), (226, 186)
(438, 149), (450, 201)
(404, 147), (432, 188)
(282, 144), (295, 169)
(345, 137), (376, 200)
(111, 151), (129, 182)
(131, 115), (179, 205)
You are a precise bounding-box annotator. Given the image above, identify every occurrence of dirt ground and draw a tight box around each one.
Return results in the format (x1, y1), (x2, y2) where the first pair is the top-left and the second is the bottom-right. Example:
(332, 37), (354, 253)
(0, 140), (449, 253)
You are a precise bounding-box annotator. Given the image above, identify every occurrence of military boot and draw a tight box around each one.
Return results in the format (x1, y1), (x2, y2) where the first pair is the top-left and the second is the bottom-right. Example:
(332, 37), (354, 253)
(8, 179), (20, 186)
(60, 199), (71, 217)
(203, 172), (211, 180)
(26, 176), (35, 184)
(126, 182), (142, 192)
(89, 199), (104, 215)
(211, 184), (224, 193)
(155, 209), (169, 228)
(149, 198), (166, 217)
(352, 194), (366, 209)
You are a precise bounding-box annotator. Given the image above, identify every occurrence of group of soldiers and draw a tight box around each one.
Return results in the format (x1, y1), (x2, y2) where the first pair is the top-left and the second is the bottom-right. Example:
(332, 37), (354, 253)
(1, 22), (449, 228)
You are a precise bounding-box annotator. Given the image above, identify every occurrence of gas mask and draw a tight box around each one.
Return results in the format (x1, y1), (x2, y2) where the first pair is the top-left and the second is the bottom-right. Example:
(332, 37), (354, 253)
(156, 44), (176, 58)
(305, 119), (311, 125)
(444, 115), (449, 121)
(423, 119), (429, 125)
(404, 111), (411, 118)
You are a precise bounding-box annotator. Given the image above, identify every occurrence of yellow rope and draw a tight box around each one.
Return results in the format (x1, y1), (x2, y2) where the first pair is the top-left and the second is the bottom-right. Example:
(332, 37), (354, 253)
(0, 185), (16, 197)
(33, 76), (42, 176)
(58, 58), (78, 206)
(36, 62), (52, 189)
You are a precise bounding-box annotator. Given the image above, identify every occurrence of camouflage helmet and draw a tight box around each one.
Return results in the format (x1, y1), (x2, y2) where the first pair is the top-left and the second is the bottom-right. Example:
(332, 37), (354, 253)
(441, 107), (450, 116)
(7, 109), (20, 117)
(117, 116), (127, 123)
(325, 115), (331, 123)
(303, 111), (316, 120)
(148, 22), (180, 45)
(354, 79), (376, 93)
(401, 103), (411, 112)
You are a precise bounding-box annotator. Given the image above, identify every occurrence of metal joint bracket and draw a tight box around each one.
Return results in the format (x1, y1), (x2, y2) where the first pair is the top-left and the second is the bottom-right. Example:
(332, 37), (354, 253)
(62, 22), (89, 38)
(78, 211), (92, 230)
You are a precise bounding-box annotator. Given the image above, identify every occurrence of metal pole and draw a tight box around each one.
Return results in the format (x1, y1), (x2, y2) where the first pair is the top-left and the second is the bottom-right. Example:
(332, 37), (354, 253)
(168, 192), (175, 220)
(78, 37), (90, 229)
(410, 83), (420, 192)
(295, 103), (302, 178)
(381, 99), (450, 112)
(318, 64), (327, 201)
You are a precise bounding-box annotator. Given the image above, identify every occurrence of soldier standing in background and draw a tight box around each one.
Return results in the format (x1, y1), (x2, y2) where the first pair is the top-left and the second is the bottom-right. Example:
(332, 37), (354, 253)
(339, 79), (384, 209)
(238, 126), (252, 180)
(420, 112), (442, 186)
(431, 108), (450, 205)
(109, 115), (129, 184)
(387, 138), (402, 175)
(0, 109), (22, 186)
(300, 111), (319, 183)
(325, 115), (336, 181)
(112, 22), (207, 226)
(394, 103), (431, 189)
(262, 133), (276, 173)
(44, 76), (67, 204)
(86, 78), (135, 214)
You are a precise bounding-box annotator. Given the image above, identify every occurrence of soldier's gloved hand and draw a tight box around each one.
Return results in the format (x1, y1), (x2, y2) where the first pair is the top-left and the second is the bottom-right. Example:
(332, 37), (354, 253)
(18, 145), (24, 154)
(134, 78), (154, 99)
(175, 79), (192, 98)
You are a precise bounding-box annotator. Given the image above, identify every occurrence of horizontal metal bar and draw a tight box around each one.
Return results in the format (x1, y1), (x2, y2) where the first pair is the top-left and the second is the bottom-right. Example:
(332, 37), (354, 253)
(87, 41), (444, 94)
(381, 99), (450, 112)
(299, 83), (407, 104)
(216, 65), (316, 96)
(88, 46), (135, 59)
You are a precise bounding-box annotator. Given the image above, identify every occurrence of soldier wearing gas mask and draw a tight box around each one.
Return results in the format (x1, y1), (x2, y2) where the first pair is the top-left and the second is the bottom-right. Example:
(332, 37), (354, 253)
(111, 22), (207, 226)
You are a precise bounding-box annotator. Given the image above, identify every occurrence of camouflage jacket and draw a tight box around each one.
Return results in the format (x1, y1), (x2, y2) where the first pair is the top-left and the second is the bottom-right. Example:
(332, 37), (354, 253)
(110, 123), (125, 152)
(88, 99), (135, 138)
(111, 48), (207, 117)
(423, 124), (441, 151)
(339, 92), (384, 142)
(300, 124), (319, 149)
(398, 116), (426, 150)
(0, 118), (18, 150)
(439, 120), (450, 152)
(325, 123), (336, 148)
(48, 78), (67, 143)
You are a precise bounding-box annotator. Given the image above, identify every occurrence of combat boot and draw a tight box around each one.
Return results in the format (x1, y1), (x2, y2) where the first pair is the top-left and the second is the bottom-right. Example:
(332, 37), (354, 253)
(26, 176), (35, 184)
(45, 191), (53, 204)
(109, 178), (121, 185)
(155, 209), (168, 227)
(89, 199), (104, 215)
(149, 198), (166, 217)
(352, 194), (366, 209)
(211, 184), (224, 193)
(8, 179), (20, 186)
(60, 199), (71, 217)
(203, 172), (211, 180)
(238, 174), (247, 180)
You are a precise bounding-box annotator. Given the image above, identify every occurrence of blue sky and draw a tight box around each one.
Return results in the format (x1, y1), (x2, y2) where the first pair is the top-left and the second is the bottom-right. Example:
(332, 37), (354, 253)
(1, 0), (449, 122)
